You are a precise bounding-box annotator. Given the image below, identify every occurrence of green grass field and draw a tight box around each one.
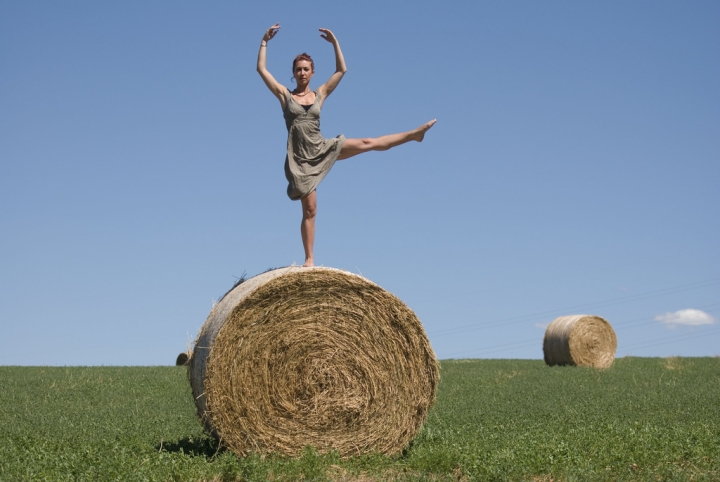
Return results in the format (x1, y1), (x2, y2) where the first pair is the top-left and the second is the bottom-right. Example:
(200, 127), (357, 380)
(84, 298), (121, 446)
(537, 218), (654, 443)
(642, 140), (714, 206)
(1, 357), (718, 481)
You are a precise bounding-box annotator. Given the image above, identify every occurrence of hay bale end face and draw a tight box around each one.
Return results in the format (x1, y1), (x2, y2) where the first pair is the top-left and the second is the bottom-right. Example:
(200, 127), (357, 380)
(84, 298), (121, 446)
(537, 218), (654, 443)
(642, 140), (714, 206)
(188, 266), (438, 457)
(543, 314), (617, 369)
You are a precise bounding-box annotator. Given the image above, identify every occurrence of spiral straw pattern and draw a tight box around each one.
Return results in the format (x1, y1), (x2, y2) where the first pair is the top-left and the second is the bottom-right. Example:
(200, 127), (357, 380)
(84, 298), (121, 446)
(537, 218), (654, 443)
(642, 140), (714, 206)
(543, 314), (617, 369)
(188, 266), (438, 457)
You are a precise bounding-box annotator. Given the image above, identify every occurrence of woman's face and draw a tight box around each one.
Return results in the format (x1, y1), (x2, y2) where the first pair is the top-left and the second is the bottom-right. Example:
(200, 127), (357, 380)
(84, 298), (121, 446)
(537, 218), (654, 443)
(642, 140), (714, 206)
(293, 60), (314, 85)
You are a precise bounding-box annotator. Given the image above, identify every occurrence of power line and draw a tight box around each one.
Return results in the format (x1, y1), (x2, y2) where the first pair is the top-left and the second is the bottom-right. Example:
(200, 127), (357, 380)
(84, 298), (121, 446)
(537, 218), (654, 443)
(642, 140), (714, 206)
(438, 304), (720, 359)
(444, 338), (539, 358)
(621, 326), (720, 352)
(617, 304), (720, 331)
(429, 277), (720, 337)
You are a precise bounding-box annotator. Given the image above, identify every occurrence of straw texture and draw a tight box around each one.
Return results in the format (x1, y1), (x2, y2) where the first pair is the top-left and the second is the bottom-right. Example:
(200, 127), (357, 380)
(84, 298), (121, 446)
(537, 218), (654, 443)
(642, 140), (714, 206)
(188, 266), (438, 457)
(543, 314), (617, 369)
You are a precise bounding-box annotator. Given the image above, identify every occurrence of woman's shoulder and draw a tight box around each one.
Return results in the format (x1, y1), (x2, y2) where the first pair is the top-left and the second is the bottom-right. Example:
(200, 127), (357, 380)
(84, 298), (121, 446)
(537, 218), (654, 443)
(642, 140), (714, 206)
(280, 88), (293, 111)
(311, 89), (324, 106)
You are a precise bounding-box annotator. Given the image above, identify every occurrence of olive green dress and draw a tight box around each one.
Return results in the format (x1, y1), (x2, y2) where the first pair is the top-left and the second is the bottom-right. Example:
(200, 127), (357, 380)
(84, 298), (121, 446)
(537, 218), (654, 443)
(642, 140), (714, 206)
(283, 89), (345, 200)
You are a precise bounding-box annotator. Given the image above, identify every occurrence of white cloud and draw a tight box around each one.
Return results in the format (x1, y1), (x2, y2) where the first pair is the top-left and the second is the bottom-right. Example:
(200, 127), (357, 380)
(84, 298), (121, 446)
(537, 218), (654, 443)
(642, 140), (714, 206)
(654, 309), (716, 326)
(535, 322), (550, 330)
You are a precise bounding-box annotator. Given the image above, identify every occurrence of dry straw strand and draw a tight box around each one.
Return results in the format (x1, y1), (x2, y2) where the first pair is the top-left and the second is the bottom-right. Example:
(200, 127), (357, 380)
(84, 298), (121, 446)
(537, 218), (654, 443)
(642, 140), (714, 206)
(188, 266), (439, 457)
(543, 314), (617, 369)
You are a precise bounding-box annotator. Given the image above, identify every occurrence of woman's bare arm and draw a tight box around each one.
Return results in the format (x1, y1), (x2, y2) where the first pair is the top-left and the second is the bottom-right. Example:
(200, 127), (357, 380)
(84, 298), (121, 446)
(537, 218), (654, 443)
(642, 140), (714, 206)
(317, 29), (347, 98)
(256, 23), (286, 108)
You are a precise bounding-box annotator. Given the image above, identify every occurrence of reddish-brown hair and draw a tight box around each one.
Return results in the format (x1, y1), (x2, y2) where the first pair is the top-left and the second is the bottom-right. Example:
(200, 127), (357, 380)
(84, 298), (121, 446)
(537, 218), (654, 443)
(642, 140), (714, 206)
(292, 53), (314, 73)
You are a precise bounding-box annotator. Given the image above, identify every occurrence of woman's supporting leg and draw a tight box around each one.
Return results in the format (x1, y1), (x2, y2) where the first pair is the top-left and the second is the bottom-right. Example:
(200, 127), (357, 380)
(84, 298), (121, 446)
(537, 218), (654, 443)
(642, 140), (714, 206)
(300, 190), (317, 267)
(337, 119), (436, 160)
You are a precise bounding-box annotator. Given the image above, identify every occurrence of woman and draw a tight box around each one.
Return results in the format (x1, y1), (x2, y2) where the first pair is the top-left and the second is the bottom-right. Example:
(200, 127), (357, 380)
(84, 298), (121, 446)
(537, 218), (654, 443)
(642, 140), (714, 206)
(257, 23), (435, 267)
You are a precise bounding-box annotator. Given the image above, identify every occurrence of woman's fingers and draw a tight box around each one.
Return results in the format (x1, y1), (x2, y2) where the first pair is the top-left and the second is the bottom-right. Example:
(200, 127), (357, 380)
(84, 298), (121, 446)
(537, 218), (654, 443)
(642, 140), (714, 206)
(267, 23), (281, 39)
(318, 28), (335, 42)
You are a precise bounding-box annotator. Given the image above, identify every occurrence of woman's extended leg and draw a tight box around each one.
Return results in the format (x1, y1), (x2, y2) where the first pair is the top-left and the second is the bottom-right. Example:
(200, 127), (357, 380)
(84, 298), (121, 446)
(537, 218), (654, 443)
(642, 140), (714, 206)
(337, 119), (436, 160)
(300, 190), (317, 267)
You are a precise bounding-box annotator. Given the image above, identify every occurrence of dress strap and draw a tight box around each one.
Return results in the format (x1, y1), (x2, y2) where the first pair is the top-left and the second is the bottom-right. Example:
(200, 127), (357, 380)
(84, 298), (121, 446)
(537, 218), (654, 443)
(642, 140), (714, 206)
(282, 89), (293, 111)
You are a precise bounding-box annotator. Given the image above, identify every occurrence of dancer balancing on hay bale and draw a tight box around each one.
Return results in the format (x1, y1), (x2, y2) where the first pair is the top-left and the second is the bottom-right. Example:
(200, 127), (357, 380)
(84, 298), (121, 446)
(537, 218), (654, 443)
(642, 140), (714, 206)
(257, 24), (436, 267)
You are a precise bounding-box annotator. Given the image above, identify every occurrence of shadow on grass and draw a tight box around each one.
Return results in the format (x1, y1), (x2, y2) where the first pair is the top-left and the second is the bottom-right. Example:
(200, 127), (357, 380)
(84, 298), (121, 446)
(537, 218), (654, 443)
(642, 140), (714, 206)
(157, 436), (224, 458)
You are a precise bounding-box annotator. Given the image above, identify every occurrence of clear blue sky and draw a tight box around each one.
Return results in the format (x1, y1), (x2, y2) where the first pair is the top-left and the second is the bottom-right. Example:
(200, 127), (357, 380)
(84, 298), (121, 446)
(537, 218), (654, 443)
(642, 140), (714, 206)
(1, 1), (718, 365)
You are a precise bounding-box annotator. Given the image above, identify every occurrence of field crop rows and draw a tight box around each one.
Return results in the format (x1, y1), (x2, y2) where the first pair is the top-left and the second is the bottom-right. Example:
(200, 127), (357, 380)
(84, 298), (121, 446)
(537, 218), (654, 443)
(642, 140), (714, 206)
(1, 357), (718, 480)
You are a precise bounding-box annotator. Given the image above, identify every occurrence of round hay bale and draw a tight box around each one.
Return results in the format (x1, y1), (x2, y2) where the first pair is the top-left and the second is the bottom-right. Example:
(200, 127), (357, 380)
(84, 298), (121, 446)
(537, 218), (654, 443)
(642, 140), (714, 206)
(188, 266), (438, 457)
(543, 314), (617, 369)
(176, 352), (189, 366)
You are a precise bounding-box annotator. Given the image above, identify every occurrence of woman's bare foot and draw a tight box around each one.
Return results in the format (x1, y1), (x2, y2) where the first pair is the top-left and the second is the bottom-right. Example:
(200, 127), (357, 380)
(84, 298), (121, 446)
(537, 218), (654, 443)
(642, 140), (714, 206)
(303, 257), (314, 267)
(412, 119), (436, 142)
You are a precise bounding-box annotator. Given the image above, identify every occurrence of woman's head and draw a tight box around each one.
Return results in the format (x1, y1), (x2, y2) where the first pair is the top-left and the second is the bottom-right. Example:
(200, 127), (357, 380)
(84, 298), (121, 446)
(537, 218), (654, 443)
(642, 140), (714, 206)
(292, 53), (314, 84)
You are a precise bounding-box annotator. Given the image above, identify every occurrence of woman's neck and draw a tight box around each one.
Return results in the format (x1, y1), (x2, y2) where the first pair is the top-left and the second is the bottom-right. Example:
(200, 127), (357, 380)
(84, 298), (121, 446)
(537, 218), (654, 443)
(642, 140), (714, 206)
(293, 84), (311, 95)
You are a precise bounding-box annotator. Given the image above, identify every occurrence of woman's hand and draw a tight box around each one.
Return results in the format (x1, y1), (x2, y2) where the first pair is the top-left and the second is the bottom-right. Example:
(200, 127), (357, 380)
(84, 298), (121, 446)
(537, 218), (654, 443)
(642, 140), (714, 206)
(263, 23), (281, 42)
(317, 28), (346, 98)
(318, 28), (338, 45)
(258, 23), (285, 108)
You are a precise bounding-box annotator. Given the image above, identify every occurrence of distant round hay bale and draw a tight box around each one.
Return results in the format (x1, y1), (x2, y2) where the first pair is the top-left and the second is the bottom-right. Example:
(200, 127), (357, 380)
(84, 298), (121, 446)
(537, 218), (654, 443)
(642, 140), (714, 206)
(175, 352), (189, 366)
(188, 266), (438, 457)
(543, 315), (617, 369)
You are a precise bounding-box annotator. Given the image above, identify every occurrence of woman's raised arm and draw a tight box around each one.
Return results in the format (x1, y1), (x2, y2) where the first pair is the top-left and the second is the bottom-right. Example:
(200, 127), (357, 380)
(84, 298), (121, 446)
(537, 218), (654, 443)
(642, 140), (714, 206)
(257, 23), (286, 108)
(317, 29), (347, 98)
